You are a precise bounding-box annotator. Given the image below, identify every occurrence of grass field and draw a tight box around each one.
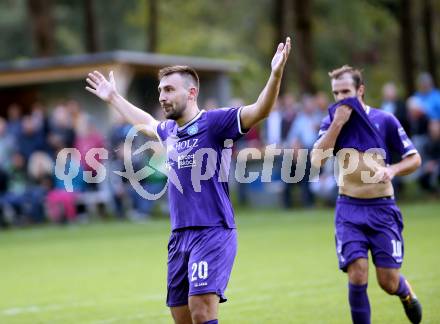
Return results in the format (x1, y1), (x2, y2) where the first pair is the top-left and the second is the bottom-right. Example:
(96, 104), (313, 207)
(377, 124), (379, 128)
(1, 201), (439, 323)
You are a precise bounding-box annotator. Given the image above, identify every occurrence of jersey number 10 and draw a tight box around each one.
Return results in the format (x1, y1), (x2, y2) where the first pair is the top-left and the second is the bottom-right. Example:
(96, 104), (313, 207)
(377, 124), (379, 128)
(391, 240), (402, 257)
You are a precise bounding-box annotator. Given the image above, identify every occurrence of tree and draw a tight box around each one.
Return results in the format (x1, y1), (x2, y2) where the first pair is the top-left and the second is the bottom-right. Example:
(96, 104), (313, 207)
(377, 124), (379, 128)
(422, 0), (438, 86)
(27, 0), (55, 57)
(369, 0), (416, 96)
(292, 0), (315, 94)
(83, 0), (100, 53)
(273, 0), (291, 94)
(147, 0), (158, 52)
(398, 0), (416, 96)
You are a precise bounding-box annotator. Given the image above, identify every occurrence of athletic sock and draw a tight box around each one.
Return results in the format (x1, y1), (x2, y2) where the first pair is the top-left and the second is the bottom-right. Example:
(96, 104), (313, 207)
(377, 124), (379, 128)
(348, 283), (371, 324)
(394, 275), (410, 299)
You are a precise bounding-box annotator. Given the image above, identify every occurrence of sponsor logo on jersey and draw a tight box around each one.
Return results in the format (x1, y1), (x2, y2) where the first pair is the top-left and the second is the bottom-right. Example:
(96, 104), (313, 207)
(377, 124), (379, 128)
(174, 138), (199, 152)
(178, 154), (196, 169)
(194, 282), (208, 287)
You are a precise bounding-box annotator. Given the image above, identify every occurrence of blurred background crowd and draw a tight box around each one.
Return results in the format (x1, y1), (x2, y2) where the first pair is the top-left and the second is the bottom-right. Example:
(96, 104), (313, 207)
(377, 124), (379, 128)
(0, 99), (168, 227)
(1, 70), (439, 228)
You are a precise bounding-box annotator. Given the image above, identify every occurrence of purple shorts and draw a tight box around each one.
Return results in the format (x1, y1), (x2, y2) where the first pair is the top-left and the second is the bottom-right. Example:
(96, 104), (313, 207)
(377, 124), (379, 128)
(166, 226), (237, 307)
(335, 195), (404, 272)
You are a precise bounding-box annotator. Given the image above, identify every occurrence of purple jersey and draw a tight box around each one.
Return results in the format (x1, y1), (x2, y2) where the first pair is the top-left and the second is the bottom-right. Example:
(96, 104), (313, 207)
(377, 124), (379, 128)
(318, 106), (417, 164)
(155, 107), (245, 231)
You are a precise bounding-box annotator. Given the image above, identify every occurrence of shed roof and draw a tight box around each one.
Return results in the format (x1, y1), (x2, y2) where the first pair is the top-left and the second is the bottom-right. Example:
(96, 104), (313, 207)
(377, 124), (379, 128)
(0, 51), (240, 87)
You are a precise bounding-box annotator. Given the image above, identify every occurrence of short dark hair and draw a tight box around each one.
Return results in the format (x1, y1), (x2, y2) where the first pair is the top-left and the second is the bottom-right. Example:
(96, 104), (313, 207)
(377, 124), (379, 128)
(158, 65), (200, 89)
(328, 65), (364, 89)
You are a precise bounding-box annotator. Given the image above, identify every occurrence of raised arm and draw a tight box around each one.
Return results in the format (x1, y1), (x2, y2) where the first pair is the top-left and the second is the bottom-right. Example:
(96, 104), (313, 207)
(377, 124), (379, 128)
(86, 71), (159, 139)
(240, 37), (291, 130)
(310, 105), (352, 168)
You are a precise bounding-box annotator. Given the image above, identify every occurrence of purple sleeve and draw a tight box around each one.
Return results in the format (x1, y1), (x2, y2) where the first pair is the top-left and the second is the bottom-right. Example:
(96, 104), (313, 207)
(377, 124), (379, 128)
(317, 116), (331, 140)
(207, 107), (246, 141)
(386, 114), (417, 158)
(155, 120), (170, 142)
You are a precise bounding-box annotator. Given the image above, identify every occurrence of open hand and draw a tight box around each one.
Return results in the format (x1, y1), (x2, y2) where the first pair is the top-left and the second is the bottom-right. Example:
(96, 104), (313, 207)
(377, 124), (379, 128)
(86, 70), (117, 102)
(271, 37), (291, 77)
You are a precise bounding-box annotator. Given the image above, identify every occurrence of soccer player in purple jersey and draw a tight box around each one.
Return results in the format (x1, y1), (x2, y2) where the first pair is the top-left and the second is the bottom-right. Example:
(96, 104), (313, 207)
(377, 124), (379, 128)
(311, 65), (423, 324)
(85, 37), (291, 324)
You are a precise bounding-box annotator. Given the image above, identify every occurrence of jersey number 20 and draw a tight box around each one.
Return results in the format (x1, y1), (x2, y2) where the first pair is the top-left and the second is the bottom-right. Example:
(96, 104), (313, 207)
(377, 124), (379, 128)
(191, 261), (208, 281)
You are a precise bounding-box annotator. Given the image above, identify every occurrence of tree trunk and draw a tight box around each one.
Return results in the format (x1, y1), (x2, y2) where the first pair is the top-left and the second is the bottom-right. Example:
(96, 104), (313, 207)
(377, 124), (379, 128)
(274, 0), (288, 45)
(27, 0), (55, 57)
(147, 0), (158, 52)
(422, 0), (438, 86)
(399, 0), (416, 96)
(292, 0), (315, 94)
(273, 0), (289, 94)
(83, 0), (100, 53)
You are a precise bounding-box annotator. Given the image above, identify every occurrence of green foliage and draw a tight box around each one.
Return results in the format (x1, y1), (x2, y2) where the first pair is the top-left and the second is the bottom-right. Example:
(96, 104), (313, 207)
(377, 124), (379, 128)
(312, 0), (400, 104)
(0, 0), (32, 60)
(1, 0), (435, 102)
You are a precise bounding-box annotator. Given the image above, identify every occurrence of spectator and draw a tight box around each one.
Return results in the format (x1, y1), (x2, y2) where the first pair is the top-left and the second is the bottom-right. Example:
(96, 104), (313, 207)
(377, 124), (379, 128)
(65, 99), (87, 133)
(46, 147), (85, 224)
(0, 117), (15, 170)
(285, 94), (322, 207)
(25, 151), (54, 223)
(415, 72), (440, 120)
(48, 104), (76, 156)
(381, 82), (410, 134)
(0, 167), (9, 228)
(264, 98), (284, 145)
(6, 103), (22, 138)
(108, 112), (131, 153)
(380, 82), (411, 195)
(418, 120), (440, 193)
(406, 96), (429, 157)
(108, 141), (167, 221)
(30, 101), (50, 137)
(230, 98), (262, 206)
(315, 91), (330, 118)
(0, 152), (29, 225)
(280, 93), (299, 140)
(17, 116), (47, 163)
(310, 156), (338, 206)
(74, 115), (105, 191)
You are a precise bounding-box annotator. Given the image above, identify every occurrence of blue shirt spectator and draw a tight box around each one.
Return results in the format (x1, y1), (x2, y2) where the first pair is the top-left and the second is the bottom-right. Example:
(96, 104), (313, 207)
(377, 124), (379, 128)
(415, 72), (440, 120)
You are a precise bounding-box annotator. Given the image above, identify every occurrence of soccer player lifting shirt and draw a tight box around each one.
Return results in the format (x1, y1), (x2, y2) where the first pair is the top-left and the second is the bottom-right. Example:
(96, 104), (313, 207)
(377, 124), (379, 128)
(86, 38), (291, 324)
(311, 65), (422, 324)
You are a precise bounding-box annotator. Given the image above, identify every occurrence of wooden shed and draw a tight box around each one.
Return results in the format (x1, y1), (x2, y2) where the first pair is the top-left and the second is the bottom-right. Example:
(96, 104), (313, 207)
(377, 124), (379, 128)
(0, 51), (239, 129)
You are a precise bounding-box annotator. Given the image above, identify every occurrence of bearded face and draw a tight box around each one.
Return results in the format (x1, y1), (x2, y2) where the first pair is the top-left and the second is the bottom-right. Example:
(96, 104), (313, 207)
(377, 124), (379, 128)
(158, 73), (196, 121)
(161, 94), (187, 120)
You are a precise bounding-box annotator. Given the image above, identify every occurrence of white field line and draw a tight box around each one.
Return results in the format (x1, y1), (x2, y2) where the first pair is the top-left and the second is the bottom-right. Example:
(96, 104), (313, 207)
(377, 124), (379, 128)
(1, 274), (431, 318)
(1, 294), (164, 317)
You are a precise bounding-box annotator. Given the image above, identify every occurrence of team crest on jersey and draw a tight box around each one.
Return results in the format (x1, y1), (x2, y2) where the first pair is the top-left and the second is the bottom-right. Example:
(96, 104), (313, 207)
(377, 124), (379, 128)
(187, 123), (198, 135)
